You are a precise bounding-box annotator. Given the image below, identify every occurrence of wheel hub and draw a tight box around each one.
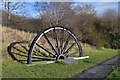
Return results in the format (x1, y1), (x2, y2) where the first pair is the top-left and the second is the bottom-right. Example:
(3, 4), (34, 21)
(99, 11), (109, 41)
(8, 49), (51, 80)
(56, 54), (66, 60)
(27, 26), (82, 64)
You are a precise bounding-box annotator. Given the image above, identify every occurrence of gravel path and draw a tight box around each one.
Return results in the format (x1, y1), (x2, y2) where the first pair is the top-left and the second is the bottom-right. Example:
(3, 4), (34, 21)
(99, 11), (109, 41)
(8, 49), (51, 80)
(71, 54), (120, 78)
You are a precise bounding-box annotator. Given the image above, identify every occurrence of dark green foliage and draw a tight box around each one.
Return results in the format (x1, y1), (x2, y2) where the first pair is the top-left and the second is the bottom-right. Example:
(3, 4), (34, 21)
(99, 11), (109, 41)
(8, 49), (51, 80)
(94, 17), (119, 49)
(103, 37), (111, 48)
(110, 33), (120, 49)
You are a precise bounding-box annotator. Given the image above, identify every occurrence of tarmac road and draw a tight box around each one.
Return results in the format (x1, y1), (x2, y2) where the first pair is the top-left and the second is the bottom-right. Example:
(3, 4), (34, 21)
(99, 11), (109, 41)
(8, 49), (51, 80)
(71, 54), (120, 78)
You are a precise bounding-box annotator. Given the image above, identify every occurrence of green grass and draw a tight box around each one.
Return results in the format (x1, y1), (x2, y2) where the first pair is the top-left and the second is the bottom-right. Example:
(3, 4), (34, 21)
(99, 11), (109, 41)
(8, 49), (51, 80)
(107, 65), (120, 79)
(2, 49), (118, 78)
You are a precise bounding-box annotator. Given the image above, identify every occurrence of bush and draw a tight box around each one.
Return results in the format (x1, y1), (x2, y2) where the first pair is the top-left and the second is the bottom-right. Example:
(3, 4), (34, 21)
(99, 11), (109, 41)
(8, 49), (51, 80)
(110, 33), (120, 49)
(102, 31), (120, 49)
(82, 32), (104, 49)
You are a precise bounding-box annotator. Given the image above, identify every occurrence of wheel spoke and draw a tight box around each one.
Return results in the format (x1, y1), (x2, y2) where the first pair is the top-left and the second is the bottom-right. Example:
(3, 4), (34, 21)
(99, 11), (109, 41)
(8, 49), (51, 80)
(60, 28), (64, 54)
(66, 51), (81, 57)
(32, 56), (56, 60)
(61, 34), (71, 54)
(43, 33), (59, 55)
(53, 27), (59, 54)
(63, 42), (77, 55)
(27, 26), (82, 64)
(36, 43), (56, 57)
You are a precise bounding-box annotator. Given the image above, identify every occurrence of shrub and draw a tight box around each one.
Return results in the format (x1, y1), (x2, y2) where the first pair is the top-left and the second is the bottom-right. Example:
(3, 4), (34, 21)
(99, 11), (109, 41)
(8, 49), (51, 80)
(110, 33), (120, 49)
(83, 32), (104, 49)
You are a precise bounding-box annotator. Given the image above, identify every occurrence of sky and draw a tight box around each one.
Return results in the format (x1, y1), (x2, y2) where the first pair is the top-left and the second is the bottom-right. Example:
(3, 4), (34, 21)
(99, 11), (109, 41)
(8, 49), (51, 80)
(89, 2), (118, 16)
(0, 1), (118, 18)
(0, 0), (119, 2)
(25, 2), (118, 18)
(74, 0), (119, 2)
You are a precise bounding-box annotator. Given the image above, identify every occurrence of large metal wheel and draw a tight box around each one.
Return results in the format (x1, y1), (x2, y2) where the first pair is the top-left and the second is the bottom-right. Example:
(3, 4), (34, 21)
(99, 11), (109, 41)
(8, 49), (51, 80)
(27, 26), (82, 64)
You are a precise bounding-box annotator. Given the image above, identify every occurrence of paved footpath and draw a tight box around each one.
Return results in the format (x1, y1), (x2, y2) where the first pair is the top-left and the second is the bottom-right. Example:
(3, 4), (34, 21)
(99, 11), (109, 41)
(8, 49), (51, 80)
(71, 54), (120, 78)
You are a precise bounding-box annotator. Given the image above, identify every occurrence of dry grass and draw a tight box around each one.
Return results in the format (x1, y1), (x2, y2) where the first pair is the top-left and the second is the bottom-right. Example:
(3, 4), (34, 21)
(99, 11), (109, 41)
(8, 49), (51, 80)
(2, 26), (37, 43)
(2, 26), (101, 59)
(81, 43), (101, 53)
(2, 26), (36, 58)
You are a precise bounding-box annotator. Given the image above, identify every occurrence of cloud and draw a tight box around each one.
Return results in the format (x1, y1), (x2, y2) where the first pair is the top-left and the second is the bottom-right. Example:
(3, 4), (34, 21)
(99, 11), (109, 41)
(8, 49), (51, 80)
(28, 12), (40, 18)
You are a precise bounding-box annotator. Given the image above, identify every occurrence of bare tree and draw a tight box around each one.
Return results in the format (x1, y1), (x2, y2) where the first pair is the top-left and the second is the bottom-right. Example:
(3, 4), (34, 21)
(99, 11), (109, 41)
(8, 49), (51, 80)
(74, 4), (96, 15)
(102, 8), (118, 24)
(100, 9), (119, 49)
(2, 1), (26, 26)
(73, 4), (96, 33)
(34, 2), (73, 26)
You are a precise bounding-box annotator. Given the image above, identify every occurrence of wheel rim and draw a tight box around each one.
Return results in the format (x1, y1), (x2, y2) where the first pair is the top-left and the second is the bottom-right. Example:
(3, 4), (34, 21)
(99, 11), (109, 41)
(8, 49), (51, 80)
(27, 26), (82, 64)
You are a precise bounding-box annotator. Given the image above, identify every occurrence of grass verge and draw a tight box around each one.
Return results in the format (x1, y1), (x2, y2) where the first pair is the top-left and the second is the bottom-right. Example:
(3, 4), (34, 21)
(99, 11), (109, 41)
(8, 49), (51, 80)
(2, 49), (118, 78)
(107, 65), (120, 79)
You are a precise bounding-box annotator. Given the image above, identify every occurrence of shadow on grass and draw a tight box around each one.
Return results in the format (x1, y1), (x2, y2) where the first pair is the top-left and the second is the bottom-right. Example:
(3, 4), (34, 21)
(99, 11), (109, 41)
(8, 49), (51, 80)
(7, 41), (49, 64)
(7, 41), (30, 64)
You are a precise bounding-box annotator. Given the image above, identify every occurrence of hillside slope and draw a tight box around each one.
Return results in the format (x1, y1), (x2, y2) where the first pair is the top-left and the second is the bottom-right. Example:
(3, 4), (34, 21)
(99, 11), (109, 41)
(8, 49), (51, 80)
(2, 26), (101, 59)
